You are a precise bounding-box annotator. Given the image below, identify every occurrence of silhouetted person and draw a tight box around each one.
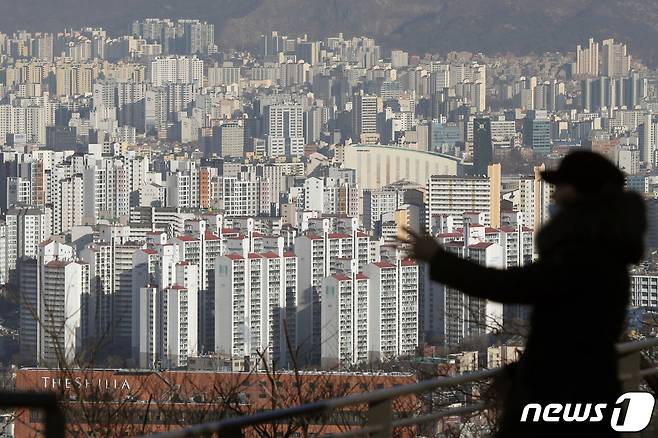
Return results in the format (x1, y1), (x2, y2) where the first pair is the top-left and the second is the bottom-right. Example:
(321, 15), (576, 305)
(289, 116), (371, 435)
(403, 151), (647, 437)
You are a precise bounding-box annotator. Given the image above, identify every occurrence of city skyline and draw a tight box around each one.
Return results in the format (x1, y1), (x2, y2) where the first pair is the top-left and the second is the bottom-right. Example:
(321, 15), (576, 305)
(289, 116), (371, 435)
(3, 1), (658, 66)
(0, 12), (658, 437)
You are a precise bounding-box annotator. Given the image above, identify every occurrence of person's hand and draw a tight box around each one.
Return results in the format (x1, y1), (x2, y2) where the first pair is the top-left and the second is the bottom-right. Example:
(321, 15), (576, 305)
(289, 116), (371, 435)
(397, 227), (442, 263)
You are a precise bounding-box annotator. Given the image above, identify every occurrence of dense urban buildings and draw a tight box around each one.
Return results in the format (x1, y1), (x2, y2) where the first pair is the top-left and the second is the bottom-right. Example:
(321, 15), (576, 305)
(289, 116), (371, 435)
(0, 21), (657, 436)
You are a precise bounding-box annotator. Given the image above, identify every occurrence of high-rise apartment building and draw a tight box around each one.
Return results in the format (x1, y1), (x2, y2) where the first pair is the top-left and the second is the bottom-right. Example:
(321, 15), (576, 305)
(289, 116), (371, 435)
(149, 56), (203, 88)
(265, 102), (305, 157)
(426, 164), (501, 229)
(83, 157), (131, 224)
(320, 271), (370, 368)
(575, 38), (600, 77)
(117, 80), (146, 131)
(440, 229), (504, 348)
(451, 63), (486, 111)
(39, 259), (90, 366)
(364, 260), (418, 362)
(6, 206), (52, 275)
(215, 251), (298, 370)
(80, 243), (114, 341)
(602, 38), (631, 78)
(0, 222), (7, 286)
(17, 241), (74, 366)
(131, 241), (201, 368)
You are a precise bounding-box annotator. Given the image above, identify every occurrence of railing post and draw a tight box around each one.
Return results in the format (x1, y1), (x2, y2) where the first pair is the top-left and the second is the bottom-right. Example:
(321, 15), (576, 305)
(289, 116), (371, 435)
(618, 352), (645, 438)
(44, 404), (66, 438)
(618, 350), (642, 392)
(367, 399), (392, 438)
(221, 426), (243, 438)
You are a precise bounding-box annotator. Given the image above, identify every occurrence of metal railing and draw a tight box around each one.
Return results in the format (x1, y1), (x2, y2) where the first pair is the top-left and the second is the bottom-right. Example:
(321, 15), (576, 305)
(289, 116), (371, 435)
(136, 337), (658, 438)
(0, 391), (65, 438)
(2, 338), (657, 438)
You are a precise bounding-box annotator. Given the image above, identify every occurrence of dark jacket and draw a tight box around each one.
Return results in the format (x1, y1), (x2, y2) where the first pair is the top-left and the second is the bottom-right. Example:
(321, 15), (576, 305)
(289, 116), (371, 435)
(430, 190), (647, 437)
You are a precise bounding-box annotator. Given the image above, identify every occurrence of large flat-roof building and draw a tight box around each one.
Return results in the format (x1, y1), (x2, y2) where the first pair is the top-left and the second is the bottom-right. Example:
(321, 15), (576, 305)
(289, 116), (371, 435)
(342, 144), (461, 191)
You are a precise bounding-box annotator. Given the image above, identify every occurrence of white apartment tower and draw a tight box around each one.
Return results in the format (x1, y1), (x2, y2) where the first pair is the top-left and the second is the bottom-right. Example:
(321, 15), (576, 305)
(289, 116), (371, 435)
(426, 167), (501, 229)
(149, 56), (204, 88)
(131, 244), (200, 368)
(295, 227), (371, 364)
(364, 260), (418, 362)
(6, 206), (52, 273)
(602, 38), (631, 78)
(265, 102), (305, 157)
(52, 175), (84, 235)
(39, 259), (90, 366)
(576, 38), (600, 77)
(215, 251), (298, 370)
(83, 157), (131, 224)
(320, 271), (370, 368)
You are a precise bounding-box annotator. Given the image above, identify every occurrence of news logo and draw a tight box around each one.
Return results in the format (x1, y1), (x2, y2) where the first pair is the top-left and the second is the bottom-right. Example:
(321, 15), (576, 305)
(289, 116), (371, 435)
(520, 392), (655, 432)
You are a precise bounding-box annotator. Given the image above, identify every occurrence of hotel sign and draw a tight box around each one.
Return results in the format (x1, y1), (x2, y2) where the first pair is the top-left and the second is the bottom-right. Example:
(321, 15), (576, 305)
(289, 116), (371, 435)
(40, 375), (132, 392)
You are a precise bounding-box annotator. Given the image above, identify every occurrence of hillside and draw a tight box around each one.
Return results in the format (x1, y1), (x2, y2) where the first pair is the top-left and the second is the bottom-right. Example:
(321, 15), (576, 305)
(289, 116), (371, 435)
(3, 0), (658, 65)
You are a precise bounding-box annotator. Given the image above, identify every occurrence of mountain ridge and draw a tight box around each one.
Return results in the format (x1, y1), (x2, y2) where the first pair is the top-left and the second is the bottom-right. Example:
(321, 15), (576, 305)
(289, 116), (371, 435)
(2, 0), (658, 65)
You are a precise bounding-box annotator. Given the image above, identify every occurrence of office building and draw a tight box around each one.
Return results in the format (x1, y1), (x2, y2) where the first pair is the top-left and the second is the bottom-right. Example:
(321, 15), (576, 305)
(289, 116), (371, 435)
(523, 110), (551, 155)
(352, 92), (381, 144)
(472, 117), (493, 176)
(212, 122), (244, 158)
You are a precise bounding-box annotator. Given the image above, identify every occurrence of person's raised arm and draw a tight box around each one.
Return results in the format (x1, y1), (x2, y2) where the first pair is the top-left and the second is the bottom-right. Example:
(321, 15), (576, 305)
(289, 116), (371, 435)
(428, 247), (557, 304)
(400, 228), (560, 305)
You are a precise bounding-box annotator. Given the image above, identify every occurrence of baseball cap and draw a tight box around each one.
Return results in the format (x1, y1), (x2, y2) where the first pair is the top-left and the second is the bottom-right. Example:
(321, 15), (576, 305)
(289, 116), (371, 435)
(540, 150), (625, 195)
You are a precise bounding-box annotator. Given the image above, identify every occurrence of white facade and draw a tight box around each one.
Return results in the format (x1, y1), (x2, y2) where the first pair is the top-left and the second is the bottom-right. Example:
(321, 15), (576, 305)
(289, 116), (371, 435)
(265, 102), (305, 157)
(0, 222), (7, 285)
(630, 272), (658, 308)
(162, 260), (199, 368)
(80, 243), (113, 340)
(6, 176), (32, 207)
(0, 99), (54, 145)
(427, 175), (493, 228)
(364, 260), (418, 362)
(53, 175), (84, 235)
(39, 260), (90, 366)
(150, 56), (204, 88)
(321, 272), (370, 368)
(215, 252), (298, 370)
(363, 186), (408, 233)
(131, 244), (179, 367)
(342, 144), (460, 190)
(130, 244), (200, 368)
(575, 38), (600, 77)
(218, 176), (265, 217)
(6, 206), (51, 272)
(294, 227), (371, 363)
(83, 157), (131, 224)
